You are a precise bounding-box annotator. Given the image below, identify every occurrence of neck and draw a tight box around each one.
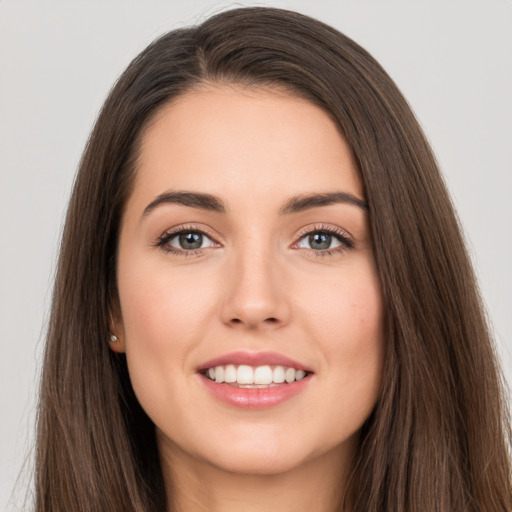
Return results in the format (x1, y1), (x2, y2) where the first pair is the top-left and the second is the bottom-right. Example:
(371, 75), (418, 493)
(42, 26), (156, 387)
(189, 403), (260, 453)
(159, 439), (355, 512)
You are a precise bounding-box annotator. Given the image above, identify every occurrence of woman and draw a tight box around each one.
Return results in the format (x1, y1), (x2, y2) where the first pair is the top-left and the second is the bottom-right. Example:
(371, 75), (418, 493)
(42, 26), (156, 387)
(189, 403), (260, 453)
(35, 6), (511, 511)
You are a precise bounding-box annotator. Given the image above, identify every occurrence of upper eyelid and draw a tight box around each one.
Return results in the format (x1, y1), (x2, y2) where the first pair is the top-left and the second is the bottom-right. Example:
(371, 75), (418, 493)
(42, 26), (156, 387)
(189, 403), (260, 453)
(160, 224), (221, 242)
(294, 223), (353, 241)
(155, 226), (220, 256)
(291, 224), (355, 255)
(160, 223), (350, 237)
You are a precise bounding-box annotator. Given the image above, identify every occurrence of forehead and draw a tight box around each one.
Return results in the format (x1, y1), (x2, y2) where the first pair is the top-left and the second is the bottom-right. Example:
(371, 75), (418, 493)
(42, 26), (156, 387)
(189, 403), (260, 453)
(128, 84), (363, 214)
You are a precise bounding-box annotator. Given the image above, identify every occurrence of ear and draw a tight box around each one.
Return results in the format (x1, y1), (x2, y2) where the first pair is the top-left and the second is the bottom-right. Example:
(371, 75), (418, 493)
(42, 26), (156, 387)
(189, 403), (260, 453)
(108, 301), (126, 353)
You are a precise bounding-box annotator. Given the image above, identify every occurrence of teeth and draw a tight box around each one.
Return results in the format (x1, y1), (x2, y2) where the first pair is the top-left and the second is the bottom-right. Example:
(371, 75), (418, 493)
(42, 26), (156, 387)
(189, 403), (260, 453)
(295, 370), (306, 381)
(224, 364), (237, 383)
(254, 365), (273, 384)
(285, 367), (296, 383)
(215, 366), (224, 383)
(273, 366), (285, 383)
(205, 364), (308, 385)
(237, 365), (254, 384)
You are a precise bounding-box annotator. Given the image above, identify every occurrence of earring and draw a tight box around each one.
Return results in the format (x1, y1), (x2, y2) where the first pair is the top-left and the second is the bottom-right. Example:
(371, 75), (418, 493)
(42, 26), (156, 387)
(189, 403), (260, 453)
(110, 334), (118, 343)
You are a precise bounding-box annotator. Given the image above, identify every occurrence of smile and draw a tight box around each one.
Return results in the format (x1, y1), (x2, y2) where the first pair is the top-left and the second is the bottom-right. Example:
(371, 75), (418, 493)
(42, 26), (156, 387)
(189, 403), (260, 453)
(197, 351), (313, 409)
(202, 364), (309, 387)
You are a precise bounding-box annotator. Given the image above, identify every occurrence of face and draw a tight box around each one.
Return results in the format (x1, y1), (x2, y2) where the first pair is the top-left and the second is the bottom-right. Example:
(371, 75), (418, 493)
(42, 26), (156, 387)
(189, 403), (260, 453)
(114, 84), (384, 477)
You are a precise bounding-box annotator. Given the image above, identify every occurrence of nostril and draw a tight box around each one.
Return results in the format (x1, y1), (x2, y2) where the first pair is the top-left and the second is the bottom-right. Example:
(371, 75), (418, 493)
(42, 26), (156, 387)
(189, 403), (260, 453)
(229, 317), (279, 326)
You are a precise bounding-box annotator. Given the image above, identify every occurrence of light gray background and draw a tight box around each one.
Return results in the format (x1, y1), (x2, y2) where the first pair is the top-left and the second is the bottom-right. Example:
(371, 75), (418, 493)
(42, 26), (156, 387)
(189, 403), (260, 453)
(1, 1), (511, 509)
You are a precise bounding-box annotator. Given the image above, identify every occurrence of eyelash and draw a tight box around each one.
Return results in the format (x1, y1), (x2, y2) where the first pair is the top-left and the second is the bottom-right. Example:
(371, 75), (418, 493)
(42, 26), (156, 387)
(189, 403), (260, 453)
(154, 224), (217, 257)
(294, 224), (354, 257)
(154, 223), (354, 258)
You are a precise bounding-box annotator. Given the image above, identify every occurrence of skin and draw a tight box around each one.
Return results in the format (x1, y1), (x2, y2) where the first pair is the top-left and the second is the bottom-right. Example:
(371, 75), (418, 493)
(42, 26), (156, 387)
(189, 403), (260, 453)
(112, 84), (385, 512)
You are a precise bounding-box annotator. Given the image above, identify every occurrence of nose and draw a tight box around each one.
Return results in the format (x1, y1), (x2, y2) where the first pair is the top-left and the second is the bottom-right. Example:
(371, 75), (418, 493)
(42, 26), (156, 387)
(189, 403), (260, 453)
(219, 246), (291, 330)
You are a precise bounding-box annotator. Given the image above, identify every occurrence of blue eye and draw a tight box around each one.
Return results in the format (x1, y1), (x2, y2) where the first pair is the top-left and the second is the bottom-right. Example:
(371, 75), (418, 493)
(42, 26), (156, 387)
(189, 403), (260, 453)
(156, 228), (217, 255)
(156, 225), (353, 257)
(295, 227), (353, 255)
(298, 232), (342, 251)
(169, 232), (213, 250)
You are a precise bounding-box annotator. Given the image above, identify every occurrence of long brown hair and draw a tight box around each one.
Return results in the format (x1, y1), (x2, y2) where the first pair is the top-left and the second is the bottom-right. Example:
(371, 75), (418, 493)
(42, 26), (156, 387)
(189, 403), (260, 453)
(35, 7), (511, 511)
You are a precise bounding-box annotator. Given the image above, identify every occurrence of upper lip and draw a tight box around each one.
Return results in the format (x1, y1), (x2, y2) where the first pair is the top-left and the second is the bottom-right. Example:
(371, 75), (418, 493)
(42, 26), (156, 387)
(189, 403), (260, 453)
(197, 351), (313, 373)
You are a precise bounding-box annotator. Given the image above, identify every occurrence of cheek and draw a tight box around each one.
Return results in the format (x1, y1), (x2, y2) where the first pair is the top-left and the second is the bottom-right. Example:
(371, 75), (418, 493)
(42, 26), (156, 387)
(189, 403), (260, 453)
(303, 261), (385, 412)
(119, 259), (217, 350)
(116, 258), (219, 411)
(304, 260), (383, 348)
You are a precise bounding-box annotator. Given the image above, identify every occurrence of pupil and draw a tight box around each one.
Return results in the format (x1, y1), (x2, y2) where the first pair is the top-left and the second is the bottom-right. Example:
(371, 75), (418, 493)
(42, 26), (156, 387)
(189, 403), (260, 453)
(179, 232), (202, 250)
(309, 232), (331, 250)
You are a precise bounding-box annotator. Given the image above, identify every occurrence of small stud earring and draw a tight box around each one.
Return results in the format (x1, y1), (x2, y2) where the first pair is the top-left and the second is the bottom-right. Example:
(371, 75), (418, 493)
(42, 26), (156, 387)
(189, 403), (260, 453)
(110, 334), (118, 343)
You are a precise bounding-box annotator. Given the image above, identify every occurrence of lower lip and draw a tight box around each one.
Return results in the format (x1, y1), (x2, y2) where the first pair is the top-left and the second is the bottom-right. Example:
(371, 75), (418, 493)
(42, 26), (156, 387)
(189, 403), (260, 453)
(198, 374), (311, 409)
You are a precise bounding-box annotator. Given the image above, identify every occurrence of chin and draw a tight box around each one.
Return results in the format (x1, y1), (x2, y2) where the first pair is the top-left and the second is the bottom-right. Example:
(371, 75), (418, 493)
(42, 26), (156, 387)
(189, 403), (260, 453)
(168, 426), (312, 476)
(195, 427), (348, 477)
(204, 445), (308, 476)
(156, 412), (359, 479)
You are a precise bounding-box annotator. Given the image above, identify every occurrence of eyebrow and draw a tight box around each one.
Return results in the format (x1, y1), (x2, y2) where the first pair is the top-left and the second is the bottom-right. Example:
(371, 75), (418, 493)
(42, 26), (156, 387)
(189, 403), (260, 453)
(143, 191), (227, 217)
(279, 192), (368, 214)
(142, 190), (368, 217)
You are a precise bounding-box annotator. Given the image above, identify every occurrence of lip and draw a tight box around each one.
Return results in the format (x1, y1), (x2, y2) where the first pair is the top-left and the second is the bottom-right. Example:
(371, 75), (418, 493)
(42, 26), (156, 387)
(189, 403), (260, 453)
(198, 373), (312, 409)
(196, 351), (313, 410)
(197, 351), (313, 372)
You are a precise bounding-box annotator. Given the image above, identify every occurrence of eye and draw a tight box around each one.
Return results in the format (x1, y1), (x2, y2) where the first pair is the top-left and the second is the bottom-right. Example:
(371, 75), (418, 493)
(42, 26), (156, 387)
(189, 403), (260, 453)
(297, 232), (342, 251)
(294, 225), (353, 256)
(169, 231), (213, 250)
(155, 226), (219, 255)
